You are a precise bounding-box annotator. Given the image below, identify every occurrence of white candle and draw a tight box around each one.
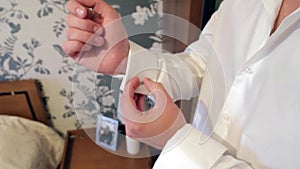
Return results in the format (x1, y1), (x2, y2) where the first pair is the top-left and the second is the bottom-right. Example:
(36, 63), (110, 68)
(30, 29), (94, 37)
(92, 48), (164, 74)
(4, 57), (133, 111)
(125, 136), (140, 155)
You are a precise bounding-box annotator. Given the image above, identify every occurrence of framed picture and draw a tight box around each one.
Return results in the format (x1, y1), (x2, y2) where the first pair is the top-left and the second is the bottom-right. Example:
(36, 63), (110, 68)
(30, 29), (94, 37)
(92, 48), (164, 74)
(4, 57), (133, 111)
(96, 115), (119, 151)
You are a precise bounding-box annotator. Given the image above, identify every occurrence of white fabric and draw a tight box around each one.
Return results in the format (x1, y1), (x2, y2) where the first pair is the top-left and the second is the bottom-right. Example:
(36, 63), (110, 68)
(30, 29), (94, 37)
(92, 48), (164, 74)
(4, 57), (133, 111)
(120, 42), (200, 101)
(154, 124), (227, 169)
(0, 115), (64, 169)
(123, 0), (300, 168)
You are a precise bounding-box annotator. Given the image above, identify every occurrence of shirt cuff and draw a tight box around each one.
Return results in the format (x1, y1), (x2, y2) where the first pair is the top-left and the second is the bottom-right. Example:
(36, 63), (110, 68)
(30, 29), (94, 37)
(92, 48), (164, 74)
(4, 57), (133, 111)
(154, 124), (227, 169)
(119, 41), (200, 101)
(119, 41), (158, 95)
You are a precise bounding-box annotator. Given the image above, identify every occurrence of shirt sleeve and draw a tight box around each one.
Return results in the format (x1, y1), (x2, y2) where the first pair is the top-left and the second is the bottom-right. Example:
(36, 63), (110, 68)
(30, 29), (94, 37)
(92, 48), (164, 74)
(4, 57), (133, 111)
(119, 40), (205, 101)
(119, 0), (224, 101)
(119, 0), (227, 100)
(153, 124), (253, 169)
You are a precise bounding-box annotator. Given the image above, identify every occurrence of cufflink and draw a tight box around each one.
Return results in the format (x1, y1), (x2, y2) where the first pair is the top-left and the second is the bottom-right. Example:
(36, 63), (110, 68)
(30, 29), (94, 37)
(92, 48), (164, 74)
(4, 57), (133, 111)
(86, 8), (102, 22)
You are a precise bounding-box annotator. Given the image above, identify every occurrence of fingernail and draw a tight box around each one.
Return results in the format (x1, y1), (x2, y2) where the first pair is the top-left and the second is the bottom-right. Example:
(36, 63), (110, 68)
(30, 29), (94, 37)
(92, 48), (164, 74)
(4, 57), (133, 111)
(94, 26), (103, 34)
(76, 8), (85, 17)
(132, 77), (140, 83)
(94, 36), (104, 46)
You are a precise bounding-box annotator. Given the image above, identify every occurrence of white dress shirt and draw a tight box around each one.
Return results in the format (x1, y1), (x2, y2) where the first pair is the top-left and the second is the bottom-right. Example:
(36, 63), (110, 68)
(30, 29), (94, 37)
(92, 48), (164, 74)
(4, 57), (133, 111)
(121, 0), (300, 168)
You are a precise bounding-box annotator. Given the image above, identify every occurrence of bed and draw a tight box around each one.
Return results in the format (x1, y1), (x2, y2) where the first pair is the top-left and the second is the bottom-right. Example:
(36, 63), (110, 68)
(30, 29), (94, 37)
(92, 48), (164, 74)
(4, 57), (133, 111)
(0, 79), (64, 169)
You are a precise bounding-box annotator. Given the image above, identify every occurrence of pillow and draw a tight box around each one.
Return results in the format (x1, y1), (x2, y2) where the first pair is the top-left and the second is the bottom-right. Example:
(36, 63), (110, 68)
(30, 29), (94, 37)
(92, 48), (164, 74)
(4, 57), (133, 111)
(0, 115), (64, 169)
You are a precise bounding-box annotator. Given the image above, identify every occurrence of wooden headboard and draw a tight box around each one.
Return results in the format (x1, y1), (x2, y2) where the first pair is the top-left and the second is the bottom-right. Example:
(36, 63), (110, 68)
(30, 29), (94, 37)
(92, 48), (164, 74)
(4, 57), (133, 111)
(0, 79), (48, 125)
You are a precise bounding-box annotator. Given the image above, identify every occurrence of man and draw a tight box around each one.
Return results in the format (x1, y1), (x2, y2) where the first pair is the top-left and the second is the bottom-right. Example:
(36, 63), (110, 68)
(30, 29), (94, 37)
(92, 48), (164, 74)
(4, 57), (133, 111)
(63, 0), (300, 168)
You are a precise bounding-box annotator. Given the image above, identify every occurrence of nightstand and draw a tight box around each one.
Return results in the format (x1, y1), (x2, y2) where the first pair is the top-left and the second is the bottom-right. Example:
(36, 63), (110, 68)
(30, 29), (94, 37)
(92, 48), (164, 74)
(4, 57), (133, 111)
(60, 129), (152, 169)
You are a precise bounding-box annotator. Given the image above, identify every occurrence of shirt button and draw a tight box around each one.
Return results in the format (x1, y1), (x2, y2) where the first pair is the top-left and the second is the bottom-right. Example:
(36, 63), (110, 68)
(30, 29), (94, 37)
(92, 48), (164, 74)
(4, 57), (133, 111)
(244, 67), (253, 74)
(239, 67), (253, 76)
(223, 114), (230, 122)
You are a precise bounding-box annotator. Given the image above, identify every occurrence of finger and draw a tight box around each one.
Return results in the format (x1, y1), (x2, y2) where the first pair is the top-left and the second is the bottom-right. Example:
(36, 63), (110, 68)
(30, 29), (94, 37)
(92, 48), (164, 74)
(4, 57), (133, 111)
(143, 78), (171, 100)
(71, 0), (99, 8)
(121, 77), (140, 113)
(143, 78), (169, 116)
(74, 0), (108, 12)
(66, 28), (105, 47)
(136, 94), (146, 111)
(62, 40), (89, 57)
(120, 78), (142, 123)
(66, 14), (103, 34)
(126, 77), (140, 99)
(66, 0), (89, 18)
(67, 0), (105, 22)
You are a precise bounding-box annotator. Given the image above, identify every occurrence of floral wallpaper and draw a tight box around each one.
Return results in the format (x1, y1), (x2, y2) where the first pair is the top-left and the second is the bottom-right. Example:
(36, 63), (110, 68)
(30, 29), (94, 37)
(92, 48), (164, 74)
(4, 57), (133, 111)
(0, 0), (162, 134)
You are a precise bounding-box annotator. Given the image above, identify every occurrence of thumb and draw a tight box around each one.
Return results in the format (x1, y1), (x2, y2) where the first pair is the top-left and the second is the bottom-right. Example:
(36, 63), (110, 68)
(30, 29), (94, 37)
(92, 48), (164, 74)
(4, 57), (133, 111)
(143, 78), (171, 100)
(143, 78), (171, 116)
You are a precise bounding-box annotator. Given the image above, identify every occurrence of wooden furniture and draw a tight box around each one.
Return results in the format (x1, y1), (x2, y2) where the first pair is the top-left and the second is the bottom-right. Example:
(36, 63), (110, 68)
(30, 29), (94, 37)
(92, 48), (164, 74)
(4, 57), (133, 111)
(163, 0), (203, 53)
(0, 79), (64, 169)
(60, 129), (152, 169)
(0, 79), (48, 124)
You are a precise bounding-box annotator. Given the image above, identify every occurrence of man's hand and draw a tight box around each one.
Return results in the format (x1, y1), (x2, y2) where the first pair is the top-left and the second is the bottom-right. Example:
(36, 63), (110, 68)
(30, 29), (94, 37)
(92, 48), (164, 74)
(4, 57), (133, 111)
(62, 0), (129, 74)
(120, 77), (186, 149)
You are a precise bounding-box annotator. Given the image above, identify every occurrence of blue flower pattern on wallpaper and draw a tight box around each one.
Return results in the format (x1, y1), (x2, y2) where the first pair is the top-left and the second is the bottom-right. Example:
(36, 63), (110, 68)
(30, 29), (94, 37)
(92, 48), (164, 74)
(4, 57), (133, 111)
(0, 2), (50, 80)
(53, 18), (66, 38)
(72, 74), (122, 129)
(0, 0), (162, 133)
(53, 43), (122, 129)
(36, 0), (67, 38)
